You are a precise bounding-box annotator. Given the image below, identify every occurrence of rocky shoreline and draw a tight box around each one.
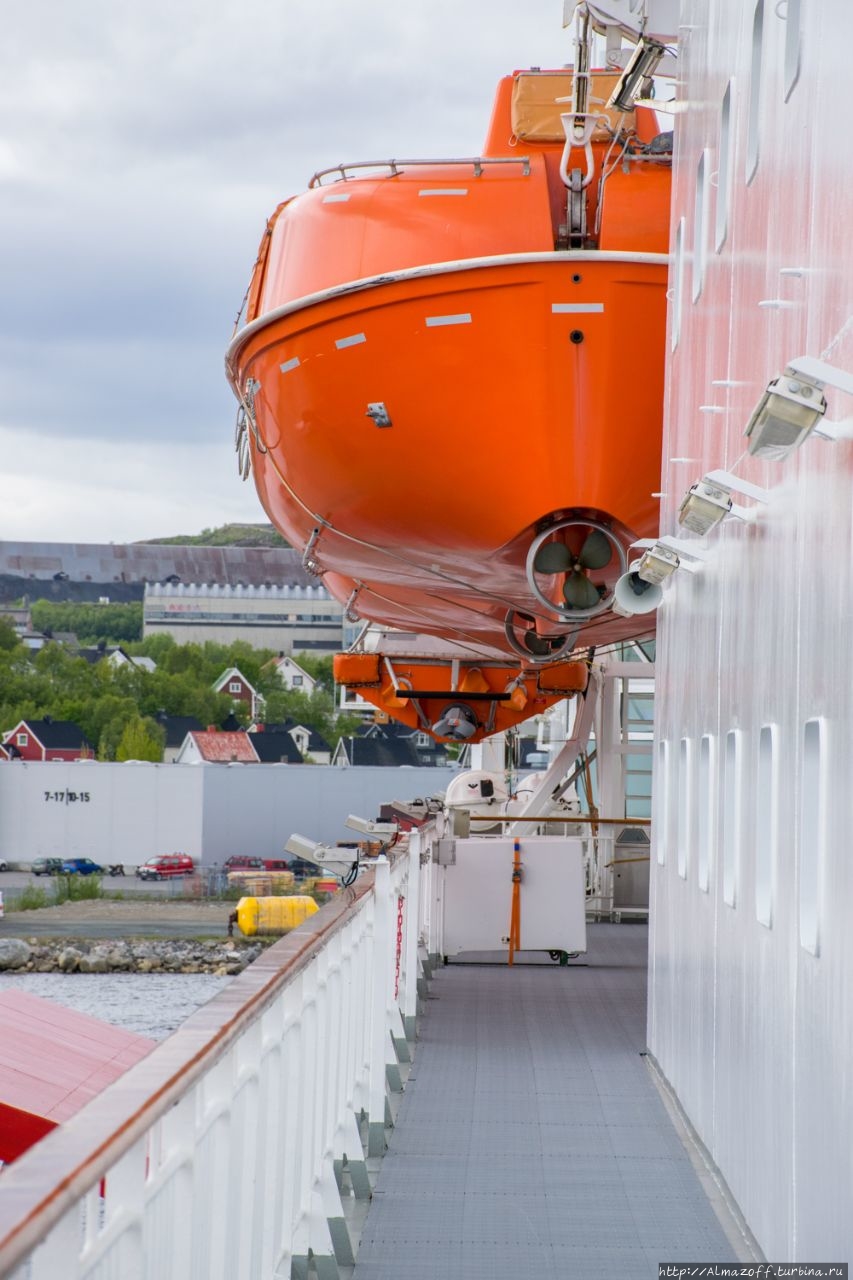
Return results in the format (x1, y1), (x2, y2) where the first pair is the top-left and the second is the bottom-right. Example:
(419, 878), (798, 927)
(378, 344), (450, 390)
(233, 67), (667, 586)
(0, 936), (264, 976)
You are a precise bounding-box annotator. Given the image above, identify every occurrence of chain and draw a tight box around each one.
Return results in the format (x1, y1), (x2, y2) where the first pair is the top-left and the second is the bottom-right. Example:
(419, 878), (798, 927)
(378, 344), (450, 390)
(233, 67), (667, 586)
(394, 894), (405, 1000)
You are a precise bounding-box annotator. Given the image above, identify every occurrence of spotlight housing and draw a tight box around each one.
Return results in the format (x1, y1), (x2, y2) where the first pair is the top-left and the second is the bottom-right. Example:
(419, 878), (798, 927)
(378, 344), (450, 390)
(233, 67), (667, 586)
(677, 478), (733, 535)
(345, 815), (399, 837)
(607, 38), (667, 112)
(637, 543), (680, 585)
(744, 373), (827, 460)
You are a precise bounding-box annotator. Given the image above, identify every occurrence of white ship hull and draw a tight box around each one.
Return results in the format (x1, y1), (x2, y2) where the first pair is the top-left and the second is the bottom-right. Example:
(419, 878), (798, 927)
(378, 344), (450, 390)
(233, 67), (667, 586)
(648, 0), (853, 1259)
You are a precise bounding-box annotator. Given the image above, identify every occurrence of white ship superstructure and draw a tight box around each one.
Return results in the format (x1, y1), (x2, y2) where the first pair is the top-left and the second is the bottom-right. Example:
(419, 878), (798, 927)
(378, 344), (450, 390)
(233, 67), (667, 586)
(647, 0), (853, 1259)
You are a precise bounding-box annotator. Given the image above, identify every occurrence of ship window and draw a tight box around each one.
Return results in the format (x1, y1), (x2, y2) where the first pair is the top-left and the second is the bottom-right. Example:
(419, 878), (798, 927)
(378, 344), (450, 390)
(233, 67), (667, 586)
(799, 718), (825, 955)
(715, 81), (734, 252)
(755, 725), (777, 927)
(722, 730), (741, 906)
(676, 738), (691, 879)
(654, 739), (669, 865)
(698, 734), (715, 892)
(692, 151), (710, 302)
(671, 217), (685, 351)
(746, 0), (764, 184)
(784, 0), (802, 102)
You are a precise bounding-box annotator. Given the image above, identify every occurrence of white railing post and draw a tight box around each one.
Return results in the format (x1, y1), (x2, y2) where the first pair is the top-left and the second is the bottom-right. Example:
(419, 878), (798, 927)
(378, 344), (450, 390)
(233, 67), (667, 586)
(0, 870), (408, 1280)
(402, 832), (421, 1041)
(368, 855), (391, 1156)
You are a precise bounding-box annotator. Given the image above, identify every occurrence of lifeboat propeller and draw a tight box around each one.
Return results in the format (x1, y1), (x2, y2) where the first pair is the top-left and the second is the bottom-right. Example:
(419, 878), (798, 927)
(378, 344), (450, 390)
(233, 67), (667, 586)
(526, 520), (627, 620)
(503, 610), (579, 663)
(431, 703), (479, 741)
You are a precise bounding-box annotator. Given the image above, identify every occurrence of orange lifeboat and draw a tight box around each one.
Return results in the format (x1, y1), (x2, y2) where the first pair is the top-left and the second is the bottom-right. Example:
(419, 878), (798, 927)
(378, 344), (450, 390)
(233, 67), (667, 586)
(226, 67), (671, 743)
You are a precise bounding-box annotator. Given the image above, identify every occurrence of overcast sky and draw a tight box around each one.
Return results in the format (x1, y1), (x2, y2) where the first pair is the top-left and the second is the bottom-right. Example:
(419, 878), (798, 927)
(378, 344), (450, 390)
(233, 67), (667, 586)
(1, 0), (568, 543)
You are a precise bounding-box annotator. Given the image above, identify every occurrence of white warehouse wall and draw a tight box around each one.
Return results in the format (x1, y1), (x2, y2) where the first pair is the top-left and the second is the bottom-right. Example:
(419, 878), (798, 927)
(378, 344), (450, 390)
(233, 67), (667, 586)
(0, 764), (455, 866)
(648, 0), (853, 1263)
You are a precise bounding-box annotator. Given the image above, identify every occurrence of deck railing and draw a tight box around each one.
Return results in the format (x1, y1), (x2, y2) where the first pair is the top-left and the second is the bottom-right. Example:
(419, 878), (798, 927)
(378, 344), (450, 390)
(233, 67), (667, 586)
(0, 843), (422, 1280)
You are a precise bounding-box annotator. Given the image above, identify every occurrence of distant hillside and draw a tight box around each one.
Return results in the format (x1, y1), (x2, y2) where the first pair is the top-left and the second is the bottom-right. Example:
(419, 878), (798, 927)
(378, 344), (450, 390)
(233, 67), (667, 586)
(139, 523), (289, 548)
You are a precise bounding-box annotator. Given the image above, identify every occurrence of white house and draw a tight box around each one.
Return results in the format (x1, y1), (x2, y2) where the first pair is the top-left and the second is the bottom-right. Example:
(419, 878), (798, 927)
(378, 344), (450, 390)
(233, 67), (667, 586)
(286, 723), (331, 765)
(266, 654), (316, 694)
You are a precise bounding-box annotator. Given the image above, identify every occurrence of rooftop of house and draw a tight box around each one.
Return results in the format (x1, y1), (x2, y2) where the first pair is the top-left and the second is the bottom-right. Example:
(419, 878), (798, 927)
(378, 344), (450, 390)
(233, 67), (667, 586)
(5, 718), (93, 750)
(184, 730), (258, 763)
(256, 720), (331, 753)
(247, 731), (303, 764)
(336, 734), (421, 767)
(213, 667), (258, 694)
(154, 713), (204, 749)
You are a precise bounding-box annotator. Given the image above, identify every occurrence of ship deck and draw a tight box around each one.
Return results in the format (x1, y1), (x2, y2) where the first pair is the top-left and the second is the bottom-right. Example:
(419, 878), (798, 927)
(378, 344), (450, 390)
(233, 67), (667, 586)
(351, 925), (744, 1278)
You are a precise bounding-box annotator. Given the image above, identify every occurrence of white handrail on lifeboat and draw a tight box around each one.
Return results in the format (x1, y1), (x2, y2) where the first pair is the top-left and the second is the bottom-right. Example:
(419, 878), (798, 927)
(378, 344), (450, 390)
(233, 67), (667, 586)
(309, 156), (532, 186)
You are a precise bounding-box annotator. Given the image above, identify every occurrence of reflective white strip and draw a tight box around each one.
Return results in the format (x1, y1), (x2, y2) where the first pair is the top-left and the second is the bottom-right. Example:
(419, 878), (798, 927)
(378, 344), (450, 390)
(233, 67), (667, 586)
(228, 251), (669, 367)
(551, 302), (605, 313)
(335, 333), (367, 349)
(279, 357), (301, 374)
(419, 189), (469, 197)
(322, 193), (351, 203)
(425, 313), (472, 327)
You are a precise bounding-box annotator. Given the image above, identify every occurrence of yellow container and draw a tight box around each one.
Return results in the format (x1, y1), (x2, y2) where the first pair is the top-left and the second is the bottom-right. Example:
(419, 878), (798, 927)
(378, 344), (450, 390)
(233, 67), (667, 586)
(268, 870), (296, 890)
(236, 894), (319, 937)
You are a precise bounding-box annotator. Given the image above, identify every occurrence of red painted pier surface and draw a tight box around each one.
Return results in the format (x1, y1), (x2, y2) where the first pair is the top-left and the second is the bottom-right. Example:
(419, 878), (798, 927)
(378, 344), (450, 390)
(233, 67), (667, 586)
(0, 990), (154, 1165)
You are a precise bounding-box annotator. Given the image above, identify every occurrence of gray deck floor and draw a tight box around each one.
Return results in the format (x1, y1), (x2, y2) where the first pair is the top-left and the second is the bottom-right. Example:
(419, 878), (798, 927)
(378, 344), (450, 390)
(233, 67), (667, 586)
(353, 924), (738, 1279)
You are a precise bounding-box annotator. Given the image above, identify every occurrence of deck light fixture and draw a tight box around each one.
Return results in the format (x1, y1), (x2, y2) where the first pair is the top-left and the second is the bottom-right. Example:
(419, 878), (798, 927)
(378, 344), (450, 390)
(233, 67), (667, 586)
(607, 37), (667, 112)
(745, 357), (853, 458)
(345, 815), (399, 837)
(285, 833), (329, 862)
(744, 371), (827, 460)
(678, 470), (771, 534)
(677, 478), (733, 535)
(636, 542), (680, 585)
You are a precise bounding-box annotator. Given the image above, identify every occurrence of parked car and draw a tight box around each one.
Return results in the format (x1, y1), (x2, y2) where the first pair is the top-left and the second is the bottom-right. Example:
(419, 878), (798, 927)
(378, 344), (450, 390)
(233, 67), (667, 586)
(224, 856), (293, 873)
(0, 859), (7, 872)
(280, 854), (325, 880)
(32, 858), (64, 876)
(61, 858), (104, 876)
(136, 854), (195, 881)
(224, 856), (264, 872)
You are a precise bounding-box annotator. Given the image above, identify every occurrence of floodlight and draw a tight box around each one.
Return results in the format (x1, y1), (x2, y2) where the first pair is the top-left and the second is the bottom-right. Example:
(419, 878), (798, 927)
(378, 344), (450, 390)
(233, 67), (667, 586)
(345, 815), (399, 837)
(607, 37), (667, 112)
(285, 833), (327, 861)
(744, 372), (827, 460)
(636, 543), (680, 585)
(677, 478), (732, 535)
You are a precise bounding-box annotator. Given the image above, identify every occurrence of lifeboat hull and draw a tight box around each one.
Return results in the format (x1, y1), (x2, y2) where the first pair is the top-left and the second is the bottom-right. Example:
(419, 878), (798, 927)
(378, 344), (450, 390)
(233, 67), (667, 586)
(229, 250), (667, 657)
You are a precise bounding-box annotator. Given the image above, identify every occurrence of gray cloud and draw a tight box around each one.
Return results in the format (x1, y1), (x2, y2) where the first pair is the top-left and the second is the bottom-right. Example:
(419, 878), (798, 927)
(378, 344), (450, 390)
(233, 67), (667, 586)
(0, 0), (564, 535)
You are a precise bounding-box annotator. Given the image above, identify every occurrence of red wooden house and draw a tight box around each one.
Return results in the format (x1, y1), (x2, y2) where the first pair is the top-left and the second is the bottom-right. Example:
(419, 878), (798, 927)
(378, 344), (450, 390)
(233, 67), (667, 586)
(2, 717), (93, 762)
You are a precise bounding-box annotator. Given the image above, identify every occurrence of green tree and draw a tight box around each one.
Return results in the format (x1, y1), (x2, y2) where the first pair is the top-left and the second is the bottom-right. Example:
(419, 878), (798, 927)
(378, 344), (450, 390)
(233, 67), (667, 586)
(30, 602), (143, 644)
(0, 618), (19, 653)
(115, 717), (165, 762)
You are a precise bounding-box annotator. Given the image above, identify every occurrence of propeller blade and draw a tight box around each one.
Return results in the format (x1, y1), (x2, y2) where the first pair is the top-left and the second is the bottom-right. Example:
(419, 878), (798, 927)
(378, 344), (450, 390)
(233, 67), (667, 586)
(524, 631), (551, 655)
(533, 541), (573, 574)
(578, 529), (613, 570)
(563, 571), (602, 610)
